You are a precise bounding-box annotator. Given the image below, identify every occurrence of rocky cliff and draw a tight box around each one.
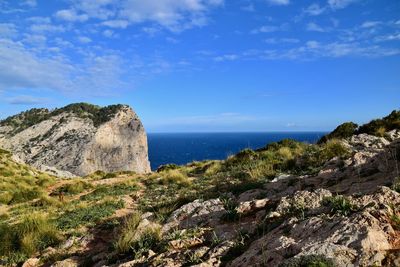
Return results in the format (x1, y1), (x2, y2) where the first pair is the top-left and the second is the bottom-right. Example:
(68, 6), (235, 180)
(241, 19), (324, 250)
(0, 103), (151, 176)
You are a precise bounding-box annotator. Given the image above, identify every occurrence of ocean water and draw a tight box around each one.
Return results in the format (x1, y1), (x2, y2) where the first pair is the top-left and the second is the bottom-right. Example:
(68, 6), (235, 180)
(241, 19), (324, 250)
(147, 132), (327, 171)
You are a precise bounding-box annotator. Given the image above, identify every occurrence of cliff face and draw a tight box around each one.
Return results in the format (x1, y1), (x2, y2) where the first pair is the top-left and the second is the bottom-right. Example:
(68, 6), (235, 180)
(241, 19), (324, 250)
(0, 103), (151, 176)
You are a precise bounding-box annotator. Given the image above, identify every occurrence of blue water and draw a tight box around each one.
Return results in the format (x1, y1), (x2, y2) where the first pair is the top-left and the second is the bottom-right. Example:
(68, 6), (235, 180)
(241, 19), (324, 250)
(147, 132), (327, 170)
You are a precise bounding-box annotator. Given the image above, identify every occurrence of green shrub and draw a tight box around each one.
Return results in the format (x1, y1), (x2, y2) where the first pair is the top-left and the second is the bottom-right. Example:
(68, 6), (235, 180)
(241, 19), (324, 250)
(80, 182), (138, 201)
(56, 200), (124, 230)
(0, 212), (62, 261)
(391, 213), (400, 231)
(319, 122), (358, 144)
(322, 139), (350, 160)
(357, 110), (400, 136)
(279, 254), (337, 267)
(156, 164), (179, 172)
(322, 195), (356, 216)
(57, 180), (91, 195)
(130, 226), (162, 259)
(9, 186), (44, 204)
(159, 170), (191, 187)
(220, 195), (239, 222)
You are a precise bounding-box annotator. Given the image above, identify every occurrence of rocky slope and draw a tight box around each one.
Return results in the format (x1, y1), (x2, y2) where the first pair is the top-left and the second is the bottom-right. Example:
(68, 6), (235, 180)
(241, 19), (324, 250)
(0, 103), (151, 176)
(1, 111), (399, 267)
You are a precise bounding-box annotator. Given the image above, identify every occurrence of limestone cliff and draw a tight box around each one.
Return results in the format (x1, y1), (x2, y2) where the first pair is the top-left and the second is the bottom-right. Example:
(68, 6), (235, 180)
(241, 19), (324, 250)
(0, 103), (151, 176)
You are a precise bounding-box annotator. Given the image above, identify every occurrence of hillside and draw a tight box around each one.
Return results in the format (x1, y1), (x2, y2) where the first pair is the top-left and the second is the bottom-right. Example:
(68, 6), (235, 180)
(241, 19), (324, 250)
(0, 103), (151, 176)
(0, 111), (399, 267)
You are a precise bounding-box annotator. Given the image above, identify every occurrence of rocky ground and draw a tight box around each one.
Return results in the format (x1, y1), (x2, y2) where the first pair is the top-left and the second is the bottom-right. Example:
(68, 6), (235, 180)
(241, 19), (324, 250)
(1, 108), (400, 267)
(9, 131), (398, 267)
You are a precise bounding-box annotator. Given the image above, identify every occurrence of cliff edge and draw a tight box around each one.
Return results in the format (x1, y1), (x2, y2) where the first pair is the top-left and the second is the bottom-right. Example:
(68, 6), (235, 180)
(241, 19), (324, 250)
(0, 103), (151, 176)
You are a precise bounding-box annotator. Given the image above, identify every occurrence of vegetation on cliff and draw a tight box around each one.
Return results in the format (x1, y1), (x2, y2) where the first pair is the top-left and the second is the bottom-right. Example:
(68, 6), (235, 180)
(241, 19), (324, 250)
(0, 103), (126, 134)
(319, 109), (400, 143)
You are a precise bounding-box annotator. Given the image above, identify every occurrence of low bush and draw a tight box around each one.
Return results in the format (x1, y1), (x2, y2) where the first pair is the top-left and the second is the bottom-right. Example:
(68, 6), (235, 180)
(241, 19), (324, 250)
(56, 199), (124, 230)
(114, 212), (142, 253)
(0, 212), (63, 263)
(220, 195), (239, 222)
(159, 169), (191, 187)
(322, 195), (356, 216)
(279, 254), (337, 267)
(57, 180), (92, 195)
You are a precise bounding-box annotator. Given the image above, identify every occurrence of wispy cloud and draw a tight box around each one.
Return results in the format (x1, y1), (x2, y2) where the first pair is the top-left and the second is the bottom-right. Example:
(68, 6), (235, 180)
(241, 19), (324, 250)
(328, 0), (358, 9)
(214, 54), (239, 62)
(303, 3), (326, 16)
(306, 22), (326, 32)
(55, 9), (89, 22)
(251, 24), (288, 34)
(361, 21), (382, 28)
(6, 95), (49, 105)
(0, 23), (17, 38)
(60, 0), (225, 32)
(266, 0), (290, 6)
(264, 38), (300, 44)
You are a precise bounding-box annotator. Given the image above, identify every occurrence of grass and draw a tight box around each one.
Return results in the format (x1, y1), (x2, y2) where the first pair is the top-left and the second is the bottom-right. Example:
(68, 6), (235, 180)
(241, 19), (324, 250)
(158, 169), (191, 187)
(322, 195), (356, 216)
(279, 254), (337, 267)
(114, 212), (163, 259)
(0, 212), (63, 264)
(80, 181), (138, 201)
(220, 195), (240, 222)
(56, 199), (124, 230)
(55, 180), (92, 195)
(130, 226), (163, 259)
(114, 212), (142, 253)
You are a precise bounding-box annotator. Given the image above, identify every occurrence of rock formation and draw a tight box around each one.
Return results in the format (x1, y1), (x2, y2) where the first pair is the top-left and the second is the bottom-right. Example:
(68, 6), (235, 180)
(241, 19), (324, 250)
(0, 103), (151, 176)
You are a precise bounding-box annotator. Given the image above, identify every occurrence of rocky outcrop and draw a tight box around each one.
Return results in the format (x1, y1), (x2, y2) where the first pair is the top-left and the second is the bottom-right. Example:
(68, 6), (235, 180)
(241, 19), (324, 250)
(0, 103), (151, 176)
(105, 132), (400, 267)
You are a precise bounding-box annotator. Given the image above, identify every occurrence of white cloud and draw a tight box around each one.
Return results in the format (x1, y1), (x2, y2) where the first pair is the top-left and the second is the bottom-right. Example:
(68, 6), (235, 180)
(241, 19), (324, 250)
(266, 0), (290, 6)
(306, 22), (326, 32)
(375, 33), (400, 42)
(304, 3), (326, 16)
(65, 0), (224, 32)
(103, 29), (115, 38)
(55, 9), (89, 22)
(77, 36), (92, 43)
(214, 54), (239, 62)
(251, 24), (288, 34)
(30, 23), (65, 33)
(21, 0), (37, 7)
(23, 34), (47, 45)
(0, 23), (17, 38)
(6, 95), (49, 105)
(265, 38), (299, 44)
(0, 38), (131, 95)
(102, 20), (129, 29)
(361, 21), (381, 28)
(0, 39), (74, 92)
(328, 0), (358, 9)
(27, 17), (51, 24)
(118, 0), (224, 31)
(71, 0), (116, 20)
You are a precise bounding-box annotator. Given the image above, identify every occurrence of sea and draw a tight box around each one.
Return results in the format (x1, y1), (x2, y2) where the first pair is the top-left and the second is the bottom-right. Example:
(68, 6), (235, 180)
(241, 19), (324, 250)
(147, 132), (327, 171)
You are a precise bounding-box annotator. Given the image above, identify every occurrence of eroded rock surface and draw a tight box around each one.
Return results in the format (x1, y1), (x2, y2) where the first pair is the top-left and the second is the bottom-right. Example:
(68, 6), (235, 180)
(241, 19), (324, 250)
(0, 104), (151, 176)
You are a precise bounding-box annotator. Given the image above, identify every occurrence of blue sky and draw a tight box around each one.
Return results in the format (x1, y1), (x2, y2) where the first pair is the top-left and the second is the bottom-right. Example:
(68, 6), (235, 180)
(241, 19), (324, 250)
(0, 0), (399, 132)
